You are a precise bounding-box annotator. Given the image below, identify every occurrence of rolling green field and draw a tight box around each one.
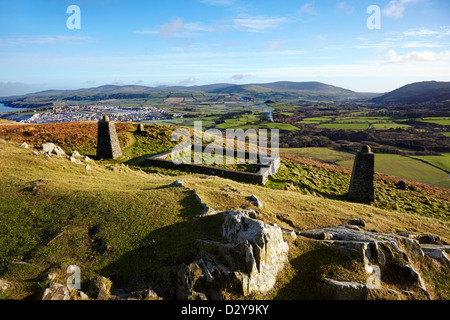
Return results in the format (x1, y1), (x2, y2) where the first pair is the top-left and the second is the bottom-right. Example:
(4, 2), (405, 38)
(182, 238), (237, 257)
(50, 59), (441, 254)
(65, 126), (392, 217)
(296, 115), (411, 131)
(280, 147), (354, 163)
(280, 147), (450, 189)
(411, 153), (450, 173)
(420, 117), (450, 126)
(338, 153), (449, 189)
(318, 122), (410, 130)
(297, 117), (332, 124)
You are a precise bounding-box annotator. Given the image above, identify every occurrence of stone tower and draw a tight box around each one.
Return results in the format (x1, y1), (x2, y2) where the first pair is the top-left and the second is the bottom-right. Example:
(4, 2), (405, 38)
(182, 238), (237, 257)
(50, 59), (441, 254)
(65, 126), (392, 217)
(96, 115), (122, 159)
(348, 145), (375, 203)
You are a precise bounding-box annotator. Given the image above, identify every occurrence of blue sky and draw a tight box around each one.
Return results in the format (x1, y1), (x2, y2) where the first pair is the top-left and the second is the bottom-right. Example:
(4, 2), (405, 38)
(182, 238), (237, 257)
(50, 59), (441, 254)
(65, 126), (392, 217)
(0, 0), (449, 96)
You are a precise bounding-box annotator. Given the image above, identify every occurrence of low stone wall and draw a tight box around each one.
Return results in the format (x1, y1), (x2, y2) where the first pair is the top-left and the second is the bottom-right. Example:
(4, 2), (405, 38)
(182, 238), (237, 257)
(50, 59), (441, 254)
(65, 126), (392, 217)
(144, 144), (280, 185)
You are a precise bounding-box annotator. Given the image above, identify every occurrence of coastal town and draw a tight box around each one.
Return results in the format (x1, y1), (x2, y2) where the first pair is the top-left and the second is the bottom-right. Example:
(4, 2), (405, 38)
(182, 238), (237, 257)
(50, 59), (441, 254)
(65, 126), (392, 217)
(17, 105), (178, 124)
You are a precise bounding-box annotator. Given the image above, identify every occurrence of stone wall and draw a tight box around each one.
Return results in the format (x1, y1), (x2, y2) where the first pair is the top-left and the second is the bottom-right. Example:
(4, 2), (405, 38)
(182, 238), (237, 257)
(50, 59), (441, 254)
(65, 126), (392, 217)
(144, 144), (280, 185)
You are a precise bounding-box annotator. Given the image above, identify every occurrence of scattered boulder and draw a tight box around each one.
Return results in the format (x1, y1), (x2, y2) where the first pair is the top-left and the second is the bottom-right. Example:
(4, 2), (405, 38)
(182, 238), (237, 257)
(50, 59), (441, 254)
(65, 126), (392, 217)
(248, 195), (263, 208)
(320, 278), (369, 300)
(21, 142), (29, 149)
(40, 282), (70, 300)
(170, 180), (185, 188)
(40, 143), (66, 156)
(41, 143), (56, 153)
(72, 151), (81, 157)
(53, 146), (66, 156)
(417, 235), (440, 244)
(143, 288), (163, 300)
(87, 276), (113, 300)
(69, 156), (82, 165)
(421, 245), (450, 266)
(0, 139), (7, 144)
(0, 279), (10, 291)
(349, 219), (366, 228)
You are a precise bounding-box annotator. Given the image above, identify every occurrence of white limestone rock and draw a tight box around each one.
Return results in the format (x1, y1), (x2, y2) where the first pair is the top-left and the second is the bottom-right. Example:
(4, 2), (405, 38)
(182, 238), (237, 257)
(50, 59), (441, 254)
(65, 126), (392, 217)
(221, 211), (289, 295)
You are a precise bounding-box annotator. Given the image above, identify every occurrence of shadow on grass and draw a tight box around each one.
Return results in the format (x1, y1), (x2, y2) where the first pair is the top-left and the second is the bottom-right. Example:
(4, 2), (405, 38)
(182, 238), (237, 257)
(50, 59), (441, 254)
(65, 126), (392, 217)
(99, 192), (224, 291)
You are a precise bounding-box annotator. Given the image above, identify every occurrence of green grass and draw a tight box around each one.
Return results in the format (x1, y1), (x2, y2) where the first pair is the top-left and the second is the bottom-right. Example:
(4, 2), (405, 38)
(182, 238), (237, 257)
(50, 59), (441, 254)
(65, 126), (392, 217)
(310, 116), (411, 130)
(280, 147), (354, 163)
(338, 154), (450, 189)
(318, 122), (410, 130)
(0, 143), (223, 298)
(297, 117), (332, 124)
(318, 123), (373, 130)
(276, 148), (450, 189)
(420, 117), (450, 126)
(266, 158), (449, 221)
(333, 116), (392, 123)
(1, 136), (449, 300)
(264, 122), (299, 131)
(411, 153), (450, 173)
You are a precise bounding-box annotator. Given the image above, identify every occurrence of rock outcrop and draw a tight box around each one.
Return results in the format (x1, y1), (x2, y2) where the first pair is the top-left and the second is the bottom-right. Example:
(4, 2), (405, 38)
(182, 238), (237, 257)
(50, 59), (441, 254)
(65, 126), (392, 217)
(173, 210), (289, 299)
(41, 282), (71, 300)
(297, 224), (447, 299)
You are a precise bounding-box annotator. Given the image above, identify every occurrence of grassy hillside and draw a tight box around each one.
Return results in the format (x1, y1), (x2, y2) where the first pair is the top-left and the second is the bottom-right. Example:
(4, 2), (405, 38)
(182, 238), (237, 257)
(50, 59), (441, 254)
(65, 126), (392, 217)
(0, 122), (449, 300)
(371, 81), (450, 104)
(280, 147), (450, 189)
(338, 154), (449, 189)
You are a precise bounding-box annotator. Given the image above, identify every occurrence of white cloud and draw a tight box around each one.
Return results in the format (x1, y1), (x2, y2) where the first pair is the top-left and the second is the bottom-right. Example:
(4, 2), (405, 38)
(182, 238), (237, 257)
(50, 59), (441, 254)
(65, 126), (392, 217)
(231, 74), (251, 83)
(0, 35), (92, 46)
(336, 2), (354, 15)
(403, 28), (439, 37)
(233, 15), (290, 33)
(297, 3), (317, 16)
(158, 18), (186, 39)
(401, 41), (441, 48)
(383, 0), (419, 19)
(386, 49), (450, 63)
(177, 77), (198, 86)
(135, 18), (217, 40)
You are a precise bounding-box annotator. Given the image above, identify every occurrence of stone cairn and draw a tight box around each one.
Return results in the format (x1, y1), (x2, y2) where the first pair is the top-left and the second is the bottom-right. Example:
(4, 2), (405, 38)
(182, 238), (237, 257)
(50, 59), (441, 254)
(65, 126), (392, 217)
(136, 123), (145, 133)
(348, 146), (374, 203)
(96, 116), (122, 159)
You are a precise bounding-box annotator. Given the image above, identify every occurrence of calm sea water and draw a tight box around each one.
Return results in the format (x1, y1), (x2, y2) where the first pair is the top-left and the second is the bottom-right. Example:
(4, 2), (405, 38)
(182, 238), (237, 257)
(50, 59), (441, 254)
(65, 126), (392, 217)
(0, 103), (24, 113)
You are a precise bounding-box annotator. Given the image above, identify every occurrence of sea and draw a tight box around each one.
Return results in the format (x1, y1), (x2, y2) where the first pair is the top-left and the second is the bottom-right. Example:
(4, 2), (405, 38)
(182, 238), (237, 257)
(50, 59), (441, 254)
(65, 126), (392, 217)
(0, 103), (24, 113)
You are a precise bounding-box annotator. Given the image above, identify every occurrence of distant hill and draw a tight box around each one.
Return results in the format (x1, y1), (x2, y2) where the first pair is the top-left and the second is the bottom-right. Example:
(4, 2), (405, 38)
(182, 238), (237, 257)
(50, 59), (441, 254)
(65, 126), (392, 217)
(253, 81), (355, 93)
(371, 81), (450, 104)
(1, 81), (358, 99)
(158, 83), (236, 92)
(26, 85), (158, 96)
(210, 81), (356, 95)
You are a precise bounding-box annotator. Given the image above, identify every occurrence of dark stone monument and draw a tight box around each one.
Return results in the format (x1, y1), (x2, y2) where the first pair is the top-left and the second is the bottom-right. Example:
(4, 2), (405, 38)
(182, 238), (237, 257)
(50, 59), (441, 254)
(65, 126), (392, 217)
(137, 123), (145, 133)
(348, 146), (375, 203)
(96, 116), (122, 159)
